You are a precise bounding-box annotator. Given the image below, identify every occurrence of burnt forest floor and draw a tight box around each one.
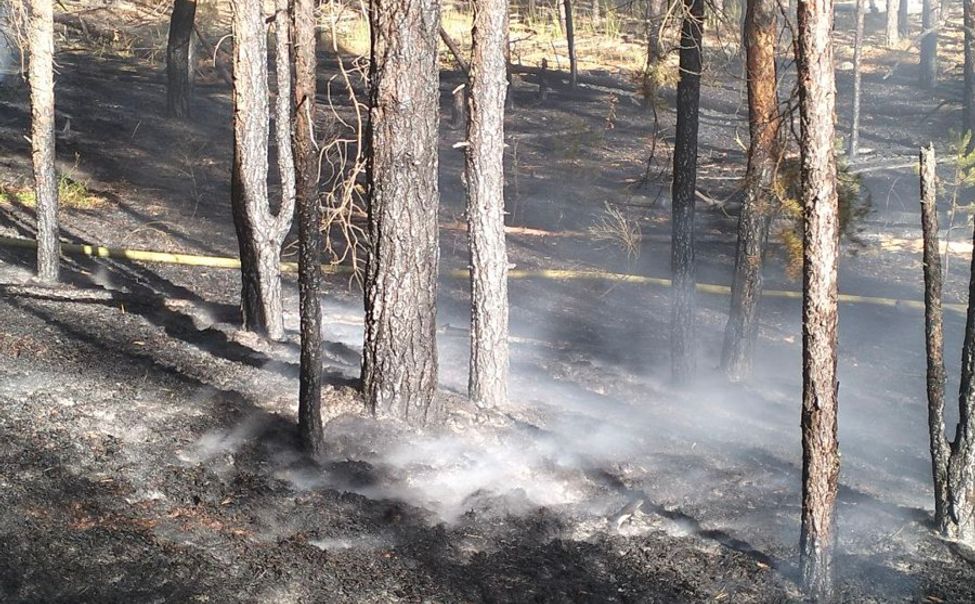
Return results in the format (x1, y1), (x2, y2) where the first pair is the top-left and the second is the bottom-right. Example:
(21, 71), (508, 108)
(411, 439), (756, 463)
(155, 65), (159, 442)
(0, 2), (974, 602)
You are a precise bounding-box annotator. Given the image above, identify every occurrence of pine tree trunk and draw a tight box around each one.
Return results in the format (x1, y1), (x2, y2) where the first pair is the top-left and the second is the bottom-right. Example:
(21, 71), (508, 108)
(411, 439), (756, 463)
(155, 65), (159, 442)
(466, 0), (510, 408)
(29, 0), (59, 284)
(645, 0), (666, 68)
(671, 0), (704, 385)
(898, 0), (909, 37)
(920, 0), (939, 88)
(166, 0), (197, 118)
(885, 0), (899, 46)
(293, 0), (324, 455)
(721, 0), (780, 382)
(363, 0), (442, 424)
(563, 0), (578, 88)
(273, 0), (295, 221)
(964, 0), (975, 141)
(230, 0), (286, 340)
(797, 0), (840, 595)
(849, 0), (864, 159)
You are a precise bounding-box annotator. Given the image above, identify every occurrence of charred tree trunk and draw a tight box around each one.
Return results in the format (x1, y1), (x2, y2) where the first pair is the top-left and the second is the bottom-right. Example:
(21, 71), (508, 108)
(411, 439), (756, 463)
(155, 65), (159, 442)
(166, 0), (197, 118)
(923, 144), (975, 545)
(466, 0), (510, 407)
(964, 0), (975, 142)
(920, 0), (939, 88)
(797, 0), (840, 596)
(363, 0), (442, 423)
(293, 0), (324, 455)
(563, 0), (578, 88)
(899, 0), (909, 38)
(230, 0), (292, 340)
(29, 0), (59, 283)
(721, 0), (781, 382)
(849, 0), (864, 159)
(885, 0), (899, 46)
(671, 0), (704, 384)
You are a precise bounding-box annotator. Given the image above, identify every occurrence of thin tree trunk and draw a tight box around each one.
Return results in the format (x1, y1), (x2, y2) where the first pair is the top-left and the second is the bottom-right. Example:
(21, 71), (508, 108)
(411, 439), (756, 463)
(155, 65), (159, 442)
(964, 0), (975, 141)
(899, 0), (909, 38)
(29, 0), (59, 283)
(440, 26), (470, 73)
(797, 0), (840, 595)
(363, 0), (442, 423)
(230, 0), (289, 340)
(721, 0), (780, 382)
(886, 0), (899, 46)
(920, 144), (950, 530)
(920, 0), (939, 88)
(166, 0), (197, 118)
(645, 0), (666, 69)
(671, 0), (703, 385)
(563, 0), (578, 88)
(273, 0), (296, 222)
(293, 0), (324, 455)
(466, 0), (509, 407)
(849, 0), (864, 159)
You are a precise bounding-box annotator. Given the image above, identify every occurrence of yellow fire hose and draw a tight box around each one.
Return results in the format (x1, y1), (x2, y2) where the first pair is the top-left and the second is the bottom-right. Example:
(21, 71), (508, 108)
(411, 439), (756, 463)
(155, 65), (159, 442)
(0, 235), (966, 315)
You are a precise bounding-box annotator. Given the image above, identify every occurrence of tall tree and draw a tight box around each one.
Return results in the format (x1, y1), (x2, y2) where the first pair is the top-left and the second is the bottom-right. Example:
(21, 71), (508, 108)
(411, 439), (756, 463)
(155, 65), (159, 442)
(796, 0), (840, 596)
(166, 0), (197, 118)
(362, 0), (442, 422)
(849, 0), (864, 159)
(721, 0), (781, 381)
(293, 0), (323, 454)
(466, 0), (510, 407)
(645, 0), (666, 70)
(885, 0), (899, 46)
(899, 0), (909, 38)
(563, 0), (578, 88)
(920, 144), (975, 547)
(920, 0), (938, 88)
(671, 0), (704, 384)
(229, 0), (294, 340)
(964, 0), (975, 140)
(29, 0), (59, 283)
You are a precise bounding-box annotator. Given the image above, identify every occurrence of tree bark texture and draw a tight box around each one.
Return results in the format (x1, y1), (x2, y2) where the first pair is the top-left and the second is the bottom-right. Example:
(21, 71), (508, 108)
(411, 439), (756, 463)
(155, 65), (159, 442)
(899, 0), (909, 38)
(466, 0), (510, 408)
(671, 0), (704, 385)
(29, 0), (59, 283)
(274, 0), (296, 223)
(885, 0), (899, 46)
(797, 0), (840, 597)
(166, 0), (197, 118)
(645, 0), (666, 68)
(721, 0), (780, 382)
(230, 0), (291, 340)
(363, 0), (442, 423)
(293, 0), (324, 455)
(920, 0), (939, 88)
(849, 0), (864, 159)
(563, 0), (578, 88)
(964, 0), (975, 142)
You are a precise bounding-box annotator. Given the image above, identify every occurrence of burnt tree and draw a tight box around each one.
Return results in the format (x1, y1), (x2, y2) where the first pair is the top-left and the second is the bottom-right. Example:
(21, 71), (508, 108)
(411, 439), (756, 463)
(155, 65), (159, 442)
(899, 0), (909, 38)
(293, 0), (324, 454)
(362, 0), (442, 422)
(29, 0), (59, 283)
(721, 0), (781, 381)
(671, 0), (704, 384)
(797, 0), (841, 596)
(849, 0), (864, 159)
(964, 0), (975, 141)
(920, 144), (975, 546)
(885, 0), (898, 46)
(645, 0), (666, 70)
(920, 0), (938, 88)
(166, 0), (197, 118)
(466, 0), (510, 407)
(229, 0), (294, 340)
(563, 0), (578, 87)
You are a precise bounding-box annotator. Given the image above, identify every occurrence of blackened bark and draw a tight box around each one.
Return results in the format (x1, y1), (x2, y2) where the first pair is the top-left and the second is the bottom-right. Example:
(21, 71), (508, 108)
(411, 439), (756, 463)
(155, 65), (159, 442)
(849, 0), (864, 159)
(363, 0), (442, 423)
(919, 144), (950, 530)
(920, 0), (939, 88)
(563, 0), (578, 88)
(166, 0), (197, 118)
(671, 0), (704, 385)
(885, 0), (899, 46)
(797, 0), (840, 595)
(964, 0), (975, 142)
(466, 0), (509, 407)
(721, 0), (780, 381)
(29, 0), (59, 283)
(293, 0), (324, 455)
(230, 0), (291, 340)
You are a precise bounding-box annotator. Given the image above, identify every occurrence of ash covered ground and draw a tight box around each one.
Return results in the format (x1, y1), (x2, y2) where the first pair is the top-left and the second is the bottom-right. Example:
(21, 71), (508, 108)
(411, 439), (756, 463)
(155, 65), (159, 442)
(1, 3), (975, 602)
